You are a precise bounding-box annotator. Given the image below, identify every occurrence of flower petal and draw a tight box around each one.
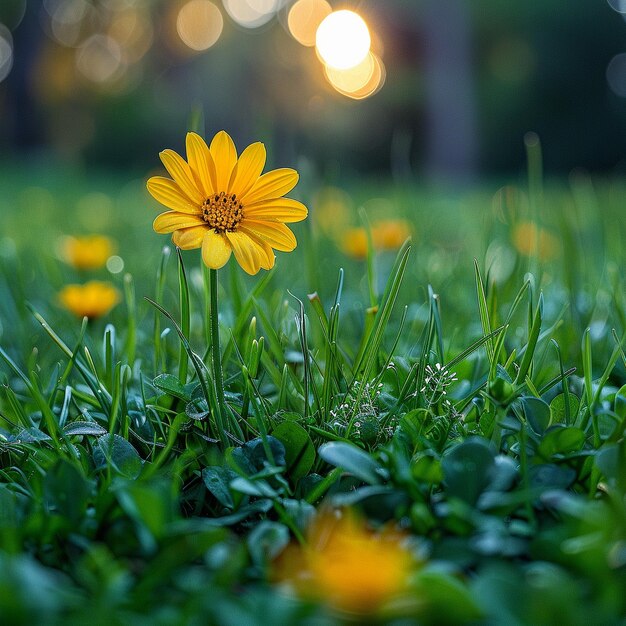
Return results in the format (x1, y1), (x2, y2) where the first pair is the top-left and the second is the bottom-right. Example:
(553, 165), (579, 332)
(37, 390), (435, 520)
(240, 220), (297, 252)
(159, 149), (205, 204)
(172, 225), (208, 250)
(202, 229), (232, 269)
(147, 177), (201, 214)
(228, 142), (266, 198)
(225, 231), (266, 275)
(240, 168), (299, 205)
(244, 197), (308, 223)
(153, 211), (206, 233)
(186, 132), (217, 197)
(210, 131), (237, 193)
(239, 228), (276, 270)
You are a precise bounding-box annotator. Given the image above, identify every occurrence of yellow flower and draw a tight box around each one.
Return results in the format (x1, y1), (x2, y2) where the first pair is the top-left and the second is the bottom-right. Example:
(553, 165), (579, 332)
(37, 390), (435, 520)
(342, 219), (412, 259)
(275, 509), (415, 614)
(58, 281), (120, 319)
(147, 131), (308, 275)
(60, 235), (115, 270)
(511, 221), (559, 261)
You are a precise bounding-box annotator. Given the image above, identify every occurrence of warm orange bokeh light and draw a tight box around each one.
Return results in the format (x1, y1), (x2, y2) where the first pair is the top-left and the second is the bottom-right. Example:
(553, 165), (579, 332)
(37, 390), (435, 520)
(177, 0), (224, 51)
(287, 0), (332, 47)
(326, 51), (386, 100)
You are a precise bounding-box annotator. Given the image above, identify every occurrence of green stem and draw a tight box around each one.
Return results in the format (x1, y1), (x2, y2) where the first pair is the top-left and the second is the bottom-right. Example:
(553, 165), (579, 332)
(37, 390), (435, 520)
(210, 269), (229, 443)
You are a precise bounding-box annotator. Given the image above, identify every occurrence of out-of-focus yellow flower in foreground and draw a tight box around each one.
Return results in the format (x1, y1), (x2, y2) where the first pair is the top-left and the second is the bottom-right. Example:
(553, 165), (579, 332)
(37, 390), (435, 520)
(60, 235), (115, 270)
(58, 281), (120, 319)
(275, 509), (415, 614)
(342, 219), (412, 259)
(147, 131), (308, 275)
(511, 221), (560, 261)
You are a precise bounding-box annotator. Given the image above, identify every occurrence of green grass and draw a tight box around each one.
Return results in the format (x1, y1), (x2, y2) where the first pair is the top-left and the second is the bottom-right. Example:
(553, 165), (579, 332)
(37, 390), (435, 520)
(0, 160), (625, 625)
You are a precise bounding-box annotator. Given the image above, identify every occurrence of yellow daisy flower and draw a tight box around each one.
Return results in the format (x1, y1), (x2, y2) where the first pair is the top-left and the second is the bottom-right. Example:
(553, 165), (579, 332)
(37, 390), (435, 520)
(147, 131), (308, 275)
(58, 281), (120, 320)
(511, 221), (560, 261)
(275, 508), (415, 614)
(342, 219), (412, 259)
(59, 234), (115, 270)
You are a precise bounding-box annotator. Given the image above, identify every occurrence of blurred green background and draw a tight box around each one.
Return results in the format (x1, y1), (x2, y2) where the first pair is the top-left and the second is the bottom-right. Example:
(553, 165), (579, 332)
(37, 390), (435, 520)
(1, 0), (626, 179)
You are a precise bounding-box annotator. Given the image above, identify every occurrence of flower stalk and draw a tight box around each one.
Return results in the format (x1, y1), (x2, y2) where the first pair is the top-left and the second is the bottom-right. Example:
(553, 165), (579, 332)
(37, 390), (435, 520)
(209, 268), (231, 445)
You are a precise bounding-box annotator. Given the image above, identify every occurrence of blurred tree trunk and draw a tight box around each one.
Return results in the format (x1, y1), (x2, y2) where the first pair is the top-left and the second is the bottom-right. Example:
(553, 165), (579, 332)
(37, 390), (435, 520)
(4, 0), (42, 149)
(423, 0), (478, 182)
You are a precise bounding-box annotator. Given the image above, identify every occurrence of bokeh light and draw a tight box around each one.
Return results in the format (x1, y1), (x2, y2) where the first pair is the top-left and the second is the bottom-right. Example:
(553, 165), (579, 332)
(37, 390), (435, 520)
(325, 52), (374, 93)
(222, 0), (281, 29)
(607, 53), (626, 97)
(287, 0), (331, 47)
(326, 51), (385, 100)
(177, 0), (223, 51)
(45, 0), (91, 47)
(0, 24), (13, 83)
(315, 10), (370, 70)
(76, 34), (123, 83)
(108, 6), (154, 63)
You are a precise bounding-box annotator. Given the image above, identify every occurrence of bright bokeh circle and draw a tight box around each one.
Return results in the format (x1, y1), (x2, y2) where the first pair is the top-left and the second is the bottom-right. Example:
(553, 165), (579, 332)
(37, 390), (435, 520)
(315, 9), (370, 70)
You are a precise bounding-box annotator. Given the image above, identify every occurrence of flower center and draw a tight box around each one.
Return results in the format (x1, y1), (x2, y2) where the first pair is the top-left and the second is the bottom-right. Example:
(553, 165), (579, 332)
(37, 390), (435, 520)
(202, 192), (244, 233)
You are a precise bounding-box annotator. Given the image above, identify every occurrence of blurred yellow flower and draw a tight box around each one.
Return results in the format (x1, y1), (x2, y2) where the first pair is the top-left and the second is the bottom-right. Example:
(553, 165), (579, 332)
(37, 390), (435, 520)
(512, 221), (560, 260)
(60, 235), (115, 270)
(342, 219), (412, 259)
(275, 509), (414, 614)
(58, 281), (120, 319)
(147, 131), (308, 275)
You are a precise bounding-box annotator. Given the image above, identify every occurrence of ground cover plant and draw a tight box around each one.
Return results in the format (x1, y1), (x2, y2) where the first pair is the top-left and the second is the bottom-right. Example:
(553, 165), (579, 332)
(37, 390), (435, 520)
(1, 130), (626, 625)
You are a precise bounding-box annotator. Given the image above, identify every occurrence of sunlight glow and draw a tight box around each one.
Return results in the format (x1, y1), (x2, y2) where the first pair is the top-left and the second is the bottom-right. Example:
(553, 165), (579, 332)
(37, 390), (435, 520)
(315, 9), (370, 70)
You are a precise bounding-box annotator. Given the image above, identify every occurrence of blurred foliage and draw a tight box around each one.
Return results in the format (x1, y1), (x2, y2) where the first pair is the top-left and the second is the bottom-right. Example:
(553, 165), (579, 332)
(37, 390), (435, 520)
(1, 0), (626, 175)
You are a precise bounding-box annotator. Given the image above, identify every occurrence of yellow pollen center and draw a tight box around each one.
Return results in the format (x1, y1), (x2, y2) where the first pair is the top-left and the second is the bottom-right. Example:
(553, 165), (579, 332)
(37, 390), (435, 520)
(202, 192), (244, 233)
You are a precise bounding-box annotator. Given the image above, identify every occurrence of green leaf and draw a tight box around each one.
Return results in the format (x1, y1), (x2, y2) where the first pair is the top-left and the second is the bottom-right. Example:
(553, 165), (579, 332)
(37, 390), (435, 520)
(442, 438), (495, 505)
(93, 434), (143, 479)
(13, 427), (52, 443)
(522, 396), (551, 433)
(115, 479), (177, 545)
(271, 421), (315, 483)
(318, 441), (387, 485)
(230, 477), (280, 499)
(202, 466), (238, 510)
(43, 460), (92, 525)
(412, 453), (444, 484)
(415, 567), (483, 623)
(539, 426), (585, 458)
(614, 384), (626, 419)
(549, 394), (580, 425)
(529, 464), (576, 490)
(63, 421), (107, 437)
(595, 442), (626, 488)
(228, 437), (286, 475)
(246, 521), (290, 567)
(153, 374), (192, 401)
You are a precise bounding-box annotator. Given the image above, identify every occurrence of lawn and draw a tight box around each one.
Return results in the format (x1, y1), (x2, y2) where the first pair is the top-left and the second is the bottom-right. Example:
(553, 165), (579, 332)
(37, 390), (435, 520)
(1, 152), (625, 625)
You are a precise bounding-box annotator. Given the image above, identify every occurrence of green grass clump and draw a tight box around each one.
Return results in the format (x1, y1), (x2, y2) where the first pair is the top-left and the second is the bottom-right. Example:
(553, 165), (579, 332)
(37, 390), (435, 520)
(0, 160), (625, 625)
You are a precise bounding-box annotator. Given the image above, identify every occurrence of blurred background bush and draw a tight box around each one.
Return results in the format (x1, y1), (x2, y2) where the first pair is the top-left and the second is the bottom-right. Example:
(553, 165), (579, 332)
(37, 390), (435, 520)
(1, 0), (625, 180)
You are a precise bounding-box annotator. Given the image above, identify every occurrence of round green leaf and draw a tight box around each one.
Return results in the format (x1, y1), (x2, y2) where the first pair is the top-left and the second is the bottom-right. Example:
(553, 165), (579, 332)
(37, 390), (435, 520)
(271, 421), (315, 483)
